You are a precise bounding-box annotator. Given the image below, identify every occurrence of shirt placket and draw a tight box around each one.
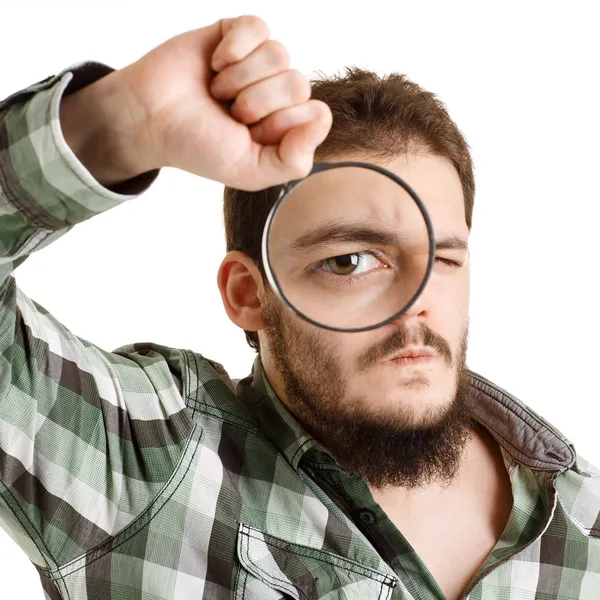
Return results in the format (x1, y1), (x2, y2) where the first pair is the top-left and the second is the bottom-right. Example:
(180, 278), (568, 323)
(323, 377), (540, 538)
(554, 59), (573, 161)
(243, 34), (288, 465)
(301, 451), (445, 600)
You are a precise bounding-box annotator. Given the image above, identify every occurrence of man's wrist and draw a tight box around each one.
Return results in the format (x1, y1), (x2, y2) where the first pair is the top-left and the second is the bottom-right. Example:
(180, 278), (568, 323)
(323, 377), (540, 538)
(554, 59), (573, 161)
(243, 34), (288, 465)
(59, 68), (157, 189)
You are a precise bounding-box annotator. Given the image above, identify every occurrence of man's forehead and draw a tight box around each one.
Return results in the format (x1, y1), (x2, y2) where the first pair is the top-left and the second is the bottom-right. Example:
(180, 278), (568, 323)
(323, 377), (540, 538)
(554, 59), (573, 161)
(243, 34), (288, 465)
(279, 153), (468, 235)
(376, 152), (467, 229)
(317, 151), (464, 200)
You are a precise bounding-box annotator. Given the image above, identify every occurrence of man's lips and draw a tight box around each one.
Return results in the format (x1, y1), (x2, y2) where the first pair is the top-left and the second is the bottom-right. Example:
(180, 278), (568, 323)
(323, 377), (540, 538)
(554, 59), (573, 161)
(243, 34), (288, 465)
(385, 347), (436, 364)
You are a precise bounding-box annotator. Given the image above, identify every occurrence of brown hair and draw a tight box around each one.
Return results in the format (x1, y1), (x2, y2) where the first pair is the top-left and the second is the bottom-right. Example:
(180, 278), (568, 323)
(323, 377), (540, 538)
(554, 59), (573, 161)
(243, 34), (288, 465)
(223, 67), (475, 352)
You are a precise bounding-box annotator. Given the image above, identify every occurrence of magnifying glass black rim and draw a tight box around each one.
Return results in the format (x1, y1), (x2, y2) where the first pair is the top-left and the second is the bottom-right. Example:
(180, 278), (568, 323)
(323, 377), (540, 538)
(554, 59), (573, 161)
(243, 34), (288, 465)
(261, 160), (436, 333)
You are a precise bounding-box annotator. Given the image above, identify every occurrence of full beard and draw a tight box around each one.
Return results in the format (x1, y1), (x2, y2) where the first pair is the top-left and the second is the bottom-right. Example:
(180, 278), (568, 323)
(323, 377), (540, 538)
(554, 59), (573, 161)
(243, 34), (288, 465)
(263, 298), (474, 490)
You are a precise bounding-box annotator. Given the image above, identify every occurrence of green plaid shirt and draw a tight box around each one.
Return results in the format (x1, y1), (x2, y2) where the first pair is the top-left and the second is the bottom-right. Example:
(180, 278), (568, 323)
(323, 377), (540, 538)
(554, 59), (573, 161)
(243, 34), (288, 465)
(0, 64), (598, 600)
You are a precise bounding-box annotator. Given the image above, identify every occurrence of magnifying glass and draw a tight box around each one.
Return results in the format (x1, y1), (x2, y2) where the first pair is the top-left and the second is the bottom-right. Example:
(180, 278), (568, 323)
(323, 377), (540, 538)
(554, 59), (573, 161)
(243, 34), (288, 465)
(261, 161), (435, 333)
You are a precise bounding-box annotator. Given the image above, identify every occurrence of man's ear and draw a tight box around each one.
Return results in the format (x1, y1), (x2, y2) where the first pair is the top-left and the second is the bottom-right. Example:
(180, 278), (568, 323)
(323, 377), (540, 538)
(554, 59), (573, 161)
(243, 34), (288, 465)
(217, 251), (267, 333)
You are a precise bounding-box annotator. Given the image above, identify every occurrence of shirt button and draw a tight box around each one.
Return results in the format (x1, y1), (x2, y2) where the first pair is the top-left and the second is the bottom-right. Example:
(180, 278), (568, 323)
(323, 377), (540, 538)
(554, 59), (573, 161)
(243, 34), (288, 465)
(359, 510), (376, 524)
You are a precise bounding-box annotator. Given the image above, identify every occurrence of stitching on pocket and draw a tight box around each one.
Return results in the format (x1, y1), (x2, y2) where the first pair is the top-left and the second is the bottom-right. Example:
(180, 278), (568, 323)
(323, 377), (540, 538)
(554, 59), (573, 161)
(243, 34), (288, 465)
(242, 527), (303, 600)
(237, 522), (397, 598)
(245, 526), (394, 585)
(233, 553), (242, 600)
(238, 566), (248, 600)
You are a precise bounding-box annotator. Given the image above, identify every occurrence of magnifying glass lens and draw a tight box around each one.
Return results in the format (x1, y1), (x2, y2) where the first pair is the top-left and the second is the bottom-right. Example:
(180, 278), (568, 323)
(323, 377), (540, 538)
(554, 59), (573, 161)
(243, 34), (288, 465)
(264, 163), (433, 332)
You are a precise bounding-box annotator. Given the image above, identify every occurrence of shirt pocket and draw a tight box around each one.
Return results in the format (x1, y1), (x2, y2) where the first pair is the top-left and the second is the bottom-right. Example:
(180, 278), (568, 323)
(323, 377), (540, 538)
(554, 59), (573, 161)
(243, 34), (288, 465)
(234, 522), (398, 600)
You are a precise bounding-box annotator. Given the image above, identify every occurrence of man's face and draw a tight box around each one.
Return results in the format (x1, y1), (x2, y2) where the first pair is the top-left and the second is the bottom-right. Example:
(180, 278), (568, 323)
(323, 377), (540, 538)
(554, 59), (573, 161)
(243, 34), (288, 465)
(259, 152), (472, 489)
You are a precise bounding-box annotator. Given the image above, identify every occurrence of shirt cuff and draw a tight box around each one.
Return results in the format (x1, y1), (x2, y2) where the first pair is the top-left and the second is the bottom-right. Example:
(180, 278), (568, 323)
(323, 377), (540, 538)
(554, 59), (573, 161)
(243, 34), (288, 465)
(1, 62), (160, 229)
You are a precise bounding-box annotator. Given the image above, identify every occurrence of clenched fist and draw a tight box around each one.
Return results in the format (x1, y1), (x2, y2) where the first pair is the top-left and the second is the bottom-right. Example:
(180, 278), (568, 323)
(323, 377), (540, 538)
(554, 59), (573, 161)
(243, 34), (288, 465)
(61, 16), (333, 191)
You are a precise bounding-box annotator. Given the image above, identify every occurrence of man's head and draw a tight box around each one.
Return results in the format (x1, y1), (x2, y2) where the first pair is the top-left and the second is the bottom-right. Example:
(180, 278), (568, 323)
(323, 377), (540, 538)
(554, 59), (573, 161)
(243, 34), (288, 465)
(218, 68), (475, 489)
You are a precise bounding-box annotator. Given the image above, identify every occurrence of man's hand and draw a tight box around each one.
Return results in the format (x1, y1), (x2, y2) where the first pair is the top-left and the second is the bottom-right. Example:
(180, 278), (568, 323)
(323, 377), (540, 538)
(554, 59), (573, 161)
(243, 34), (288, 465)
(60, 16), (333, 191)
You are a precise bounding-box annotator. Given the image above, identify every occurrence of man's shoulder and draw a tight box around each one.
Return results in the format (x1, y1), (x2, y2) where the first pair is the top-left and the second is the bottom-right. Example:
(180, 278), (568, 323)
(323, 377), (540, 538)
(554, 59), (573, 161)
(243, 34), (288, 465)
(112, 342), (241, 398)
(114, 343), (266, 434)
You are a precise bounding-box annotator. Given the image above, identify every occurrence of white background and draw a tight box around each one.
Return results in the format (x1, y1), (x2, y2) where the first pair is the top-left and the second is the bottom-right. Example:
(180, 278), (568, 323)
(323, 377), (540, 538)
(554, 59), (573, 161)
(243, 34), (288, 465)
(1, 1), (599, 597)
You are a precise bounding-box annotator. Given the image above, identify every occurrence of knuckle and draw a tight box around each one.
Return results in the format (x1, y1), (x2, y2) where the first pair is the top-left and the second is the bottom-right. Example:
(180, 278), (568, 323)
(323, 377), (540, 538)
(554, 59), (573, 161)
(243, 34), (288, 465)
(287, 69), (311, 103)
(314, 100), (333, 125)
(239, 15), (270, 38)
(264, 40), (290, 70)
(289, 157), (313, 180)
(219, 43), (242, 64)
(220, 16), (270, 63)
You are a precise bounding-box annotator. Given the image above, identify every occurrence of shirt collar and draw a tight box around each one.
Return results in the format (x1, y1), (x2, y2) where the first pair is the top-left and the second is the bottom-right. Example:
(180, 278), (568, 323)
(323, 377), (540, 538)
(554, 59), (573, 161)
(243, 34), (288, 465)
(236, 357), (324, 470)
(466, 371), (576, 472)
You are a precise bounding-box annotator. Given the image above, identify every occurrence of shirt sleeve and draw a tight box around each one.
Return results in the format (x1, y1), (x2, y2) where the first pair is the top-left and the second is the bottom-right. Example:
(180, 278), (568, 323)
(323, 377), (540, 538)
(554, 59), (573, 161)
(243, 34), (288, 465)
(0, 65), (193, 570)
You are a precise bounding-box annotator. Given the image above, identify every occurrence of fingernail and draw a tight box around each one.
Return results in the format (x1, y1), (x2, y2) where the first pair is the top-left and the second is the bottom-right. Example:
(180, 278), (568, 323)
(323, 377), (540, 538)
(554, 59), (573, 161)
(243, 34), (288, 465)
(212, 58), (226, 72)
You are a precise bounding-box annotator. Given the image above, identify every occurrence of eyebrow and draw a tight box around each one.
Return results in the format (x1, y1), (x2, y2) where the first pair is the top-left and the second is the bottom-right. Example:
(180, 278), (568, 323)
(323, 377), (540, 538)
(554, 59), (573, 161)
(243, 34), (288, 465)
(283, 223), (468, 253)
(435, 235), (469, 251)
(285, 223), (399, 253)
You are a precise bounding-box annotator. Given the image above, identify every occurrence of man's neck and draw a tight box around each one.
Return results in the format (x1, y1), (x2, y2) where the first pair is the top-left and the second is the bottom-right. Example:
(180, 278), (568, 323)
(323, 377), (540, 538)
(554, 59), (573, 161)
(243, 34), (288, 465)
(368, 425), (514, 600)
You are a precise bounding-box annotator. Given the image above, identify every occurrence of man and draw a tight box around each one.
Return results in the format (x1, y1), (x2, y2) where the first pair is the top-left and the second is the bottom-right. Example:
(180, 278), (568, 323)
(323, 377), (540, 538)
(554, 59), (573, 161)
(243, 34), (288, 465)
(0, 14), (598, 600)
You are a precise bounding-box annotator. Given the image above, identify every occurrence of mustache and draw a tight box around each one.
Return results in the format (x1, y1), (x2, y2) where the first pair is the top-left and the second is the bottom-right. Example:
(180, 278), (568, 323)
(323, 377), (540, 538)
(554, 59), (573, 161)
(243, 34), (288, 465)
(357, 323), (454, 372)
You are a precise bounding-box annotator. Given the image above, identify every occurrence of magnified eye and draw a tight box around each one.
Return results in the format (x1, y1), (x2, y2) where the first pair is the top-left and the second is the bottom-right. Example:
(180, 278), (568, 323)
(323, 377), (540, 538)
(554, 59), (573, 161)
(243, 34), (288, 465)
(321, 251), (386, 276)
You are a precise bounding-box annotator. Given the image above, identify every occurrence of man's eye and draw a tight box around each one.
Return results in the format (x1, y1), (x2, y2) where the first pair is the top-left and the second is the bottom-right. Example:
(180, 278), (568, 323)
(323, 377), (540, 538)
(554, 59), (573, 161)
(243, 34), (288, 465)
(435, 257), (461, 268)
(321, 251), (385, 275)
